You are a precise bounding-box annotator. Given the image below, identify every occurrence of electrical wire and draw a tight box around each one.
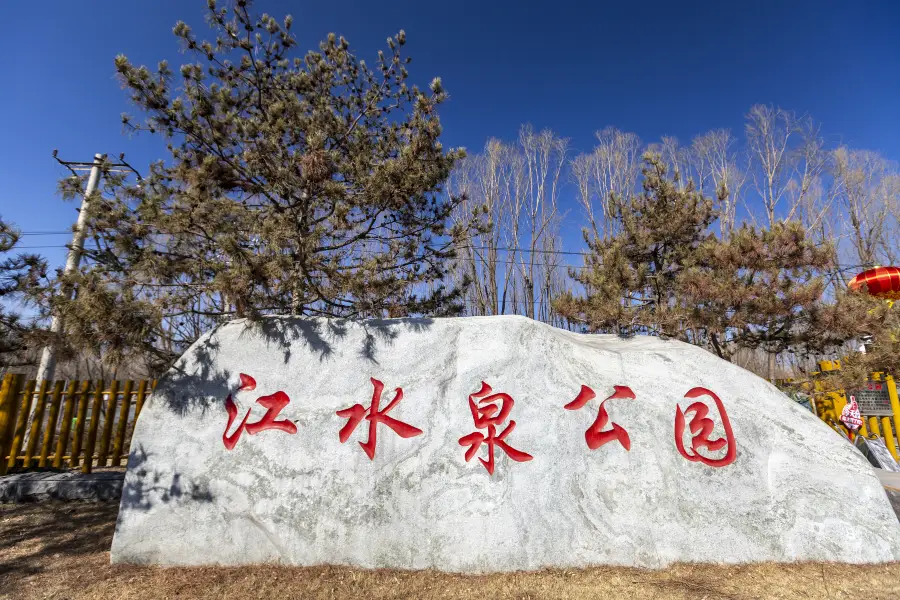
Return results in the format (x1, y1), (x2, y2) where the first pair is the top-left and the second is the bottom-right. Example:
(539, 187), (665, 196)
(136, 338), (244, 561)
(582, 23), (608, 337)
(9, 245), (71, 250)
(2, 241), (876, 274)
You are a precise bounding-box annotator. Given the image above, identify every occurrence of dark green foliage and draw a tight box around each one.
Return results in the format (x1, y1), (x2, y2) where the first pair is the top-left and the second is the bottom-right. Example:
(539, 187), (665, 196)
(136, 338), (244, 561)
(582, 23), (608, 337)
(49, 0), (470, 372)
(0, 217), (48, 365)
(554, 154), (717, 339)
(554, 154), (836, 370)
(681, 221), (834, 360)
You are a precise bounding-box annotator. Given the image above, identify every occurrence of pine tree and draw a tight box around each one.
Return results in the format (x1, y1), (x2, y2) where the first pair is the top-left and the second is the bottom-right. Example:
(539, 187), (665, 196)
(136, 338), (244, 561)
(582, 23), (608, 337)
(553, 154), (716, 339)
(47, 0), (472, 371)
(555, 154), (837, 376)
(681, 221), (834, 368)
(0, 217), (47, 366)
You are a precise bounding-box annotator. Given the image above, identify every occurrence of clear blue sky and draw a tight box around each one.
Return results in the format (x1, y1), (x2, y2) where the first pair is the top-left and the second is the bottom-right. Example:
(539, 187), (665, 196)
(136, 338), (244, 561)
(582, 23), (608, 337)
(2, 0), (898, 269)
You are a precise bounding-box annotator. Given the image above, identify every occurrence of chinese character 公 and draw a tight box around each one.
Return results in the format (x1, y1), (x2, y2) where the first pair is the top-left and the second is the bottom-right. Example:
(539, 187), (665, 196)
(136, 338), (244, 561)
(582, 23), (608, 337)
(565, 384), (636, 450)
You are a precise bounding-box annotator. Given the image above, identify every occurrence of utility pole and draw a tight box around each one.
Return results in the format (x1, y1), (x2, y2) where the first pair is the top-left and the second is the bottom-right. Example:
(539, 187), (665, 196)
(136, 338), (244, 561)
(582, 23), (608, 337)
(35, 151), (141, 382)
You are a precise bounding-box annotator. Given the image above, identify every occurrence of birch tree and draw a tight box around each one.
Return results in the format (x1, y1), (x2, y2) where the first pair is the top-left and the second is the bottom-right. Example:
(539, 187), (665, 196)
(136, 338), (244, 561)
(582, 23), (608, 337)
(691, 129), (747, 237)
(449, 126), (567, 322)
(514, 126), (568, 319)
(447, 140), (518, 316)
(571, 127), (642, 237)
(831, 147), (900, 267)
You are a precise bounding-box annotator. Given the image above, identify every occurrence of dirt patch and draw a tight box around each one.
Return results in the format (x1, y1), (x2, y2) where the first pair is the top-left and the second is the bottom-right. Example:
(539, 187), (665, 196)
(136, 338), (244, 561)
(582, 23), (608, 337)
(1, 501), (898, 600)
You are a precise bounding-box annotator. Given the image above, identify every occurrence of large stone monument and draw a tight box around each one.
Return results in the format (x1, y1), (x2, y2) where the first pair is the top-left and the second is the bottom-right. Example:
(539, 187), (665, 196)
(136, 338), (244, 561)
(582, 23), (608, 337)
(111, 316), (900, 570)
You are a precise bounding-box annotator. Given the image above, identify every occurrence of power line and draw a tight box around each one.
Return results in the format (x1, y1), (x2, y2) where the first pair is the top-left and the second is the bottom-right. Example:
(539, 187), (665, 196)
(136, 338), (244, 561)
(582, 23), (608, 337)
(7, 235), (878, 271)
(11, 238), (590, 255)
(470, 245), (588, 256)
(4, 244), (875, 274)
(11, 245), (71, 249)
(2, 238), (876, 275)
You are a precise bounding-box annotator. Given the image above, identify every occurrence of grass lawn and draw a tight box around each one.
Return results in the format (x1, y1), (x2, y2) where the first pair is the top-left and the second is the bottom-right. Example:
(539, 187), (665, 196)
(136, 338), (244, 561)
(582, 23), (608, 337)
(1, 501), (899, 600)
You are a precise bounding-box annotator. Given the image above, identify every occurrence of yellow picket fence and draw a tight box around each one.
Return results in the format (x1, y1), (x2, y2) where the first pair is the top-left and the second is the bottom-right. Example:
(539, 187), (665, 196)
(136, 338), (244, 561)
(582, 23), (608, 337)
(0, 374), (157, 475)
(809, 361), (900, 462)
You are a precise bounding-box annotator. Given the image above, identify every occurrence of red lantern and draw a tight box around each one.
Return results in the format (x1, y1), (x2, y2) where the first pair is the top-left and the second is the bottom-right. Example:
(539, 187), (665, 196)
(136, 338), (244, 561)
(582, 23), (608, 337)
(848, 266), (900, 301)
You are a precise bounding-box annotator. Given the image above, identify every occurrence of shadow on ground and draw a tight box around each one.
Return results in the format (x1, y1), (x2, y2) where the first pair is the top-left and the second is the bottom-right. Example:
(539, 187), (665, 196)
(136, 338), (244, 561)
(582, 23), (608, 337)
(0, 501), (118, 589)
(0, 469), (125, 503)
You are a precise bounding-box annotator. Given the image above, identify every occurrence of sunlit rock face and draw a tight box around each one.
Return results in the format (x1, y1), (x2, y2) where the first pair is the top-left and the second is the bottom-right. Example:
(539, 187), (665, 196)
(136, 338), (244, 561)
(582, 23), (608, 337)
(111, 316), (900, 571)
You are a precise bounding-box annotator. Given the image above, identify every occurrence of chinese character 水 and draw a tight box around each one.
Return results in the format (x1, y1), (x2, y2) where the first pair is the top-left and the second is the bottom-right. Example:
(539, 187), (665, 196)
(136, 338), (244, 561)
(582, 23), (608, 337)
(337, 378), (423, 460)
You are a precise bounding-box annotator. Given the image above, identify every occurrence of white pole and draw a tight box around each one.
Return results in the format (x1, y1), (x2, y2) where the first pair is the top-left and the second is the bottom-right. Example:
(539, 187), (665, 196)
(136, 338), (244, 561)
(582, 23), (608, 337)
(35, 153), (105, 382)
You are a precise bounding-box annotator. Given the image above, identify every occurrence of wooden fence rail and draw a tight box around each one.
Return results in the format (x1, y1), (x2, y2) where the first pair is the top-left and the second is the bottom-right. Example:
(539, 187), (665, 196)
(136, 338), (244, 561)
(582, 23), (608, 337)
(0, 374), (156, 475)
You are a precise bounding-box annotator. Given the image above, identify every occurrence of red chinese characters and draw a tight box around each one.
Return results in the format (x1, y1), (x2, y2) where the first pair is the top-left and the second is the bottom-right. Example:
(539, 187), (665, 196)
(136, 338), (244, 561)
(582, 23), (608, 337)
(565, 385), (636, 450)
(674, 387), (736, 467)
(337, 378), (423, 460)
(458, 382), (533, 475)
(223, 373), (298, 450)
(221, 371), (739, 471)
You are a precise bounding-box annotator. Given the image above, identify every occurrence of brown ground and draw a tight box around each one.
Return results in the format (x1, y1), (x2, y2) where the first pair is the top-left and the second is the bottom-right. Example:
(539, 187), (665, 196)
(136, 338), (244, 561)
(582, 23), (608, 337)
(1, 502), (899, 600)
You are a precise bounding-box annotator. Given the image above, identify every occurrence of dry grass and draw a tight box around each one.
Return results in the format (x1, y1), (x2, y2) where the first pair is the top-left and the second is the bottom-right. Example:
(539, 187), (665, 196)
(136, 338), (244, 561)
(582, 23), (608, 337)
(1, 502), (899, 600)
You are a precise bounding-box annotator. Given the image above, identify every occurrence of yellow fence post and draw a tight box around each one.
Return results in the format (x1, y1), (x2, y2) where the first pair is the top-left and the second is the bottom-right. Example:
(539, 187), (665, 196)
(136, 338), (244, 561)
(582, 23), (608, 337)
(96, 380), (119, 467)
(868, 416), (881, 437)
(0, 374), (22, 476)
(70, 380), (91, 468)
(803, 362), (900, 463)
(881, 417), (899, 461)
(7, 380), (35, 470)
(53, 381), (78, 468)
(111, 381), (133, 467)
(135, 380), (150, 420)
(38, 381), (65, 468)
(82, 380), (105, 474)
(832, 391), (848, 432)
(22, 380), (49, 469)
(887, 376), (900, 456)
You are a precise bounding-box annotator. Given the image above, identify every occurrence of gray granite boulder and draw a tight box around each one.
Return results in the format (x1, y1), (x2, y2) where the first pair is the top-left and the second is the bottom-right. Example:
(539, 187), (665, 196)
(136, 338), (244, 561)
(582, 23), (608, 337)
(110, 316), (900, 570)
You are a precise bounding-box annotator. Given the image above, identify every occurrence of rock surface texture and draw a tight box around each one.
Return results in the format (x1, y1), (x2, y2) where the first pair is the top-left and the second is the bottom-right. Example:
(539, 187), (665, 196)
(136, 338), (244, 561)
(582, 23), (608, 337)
(111, 316), (900, 570)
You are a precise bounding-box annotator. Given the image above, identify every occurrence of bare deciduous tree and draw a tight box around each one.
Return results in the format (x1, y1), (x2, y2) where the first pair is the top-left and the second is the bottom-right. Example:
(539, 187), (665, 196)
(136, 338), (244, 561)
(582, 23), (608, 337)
(448, 139), (519, 316)
(691, 129), (748, 237)
(785, 119), (829, 223)
(745, 105), (826, 228)
(515, 126), (568, 319)
(651, 136), (694, 193)
(746, 104), (796, 226)
(884, 175), (900, 264)
(831, 147), (900, 268)
(449, 126), (568, 322)
(571, 127), (642, 237)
